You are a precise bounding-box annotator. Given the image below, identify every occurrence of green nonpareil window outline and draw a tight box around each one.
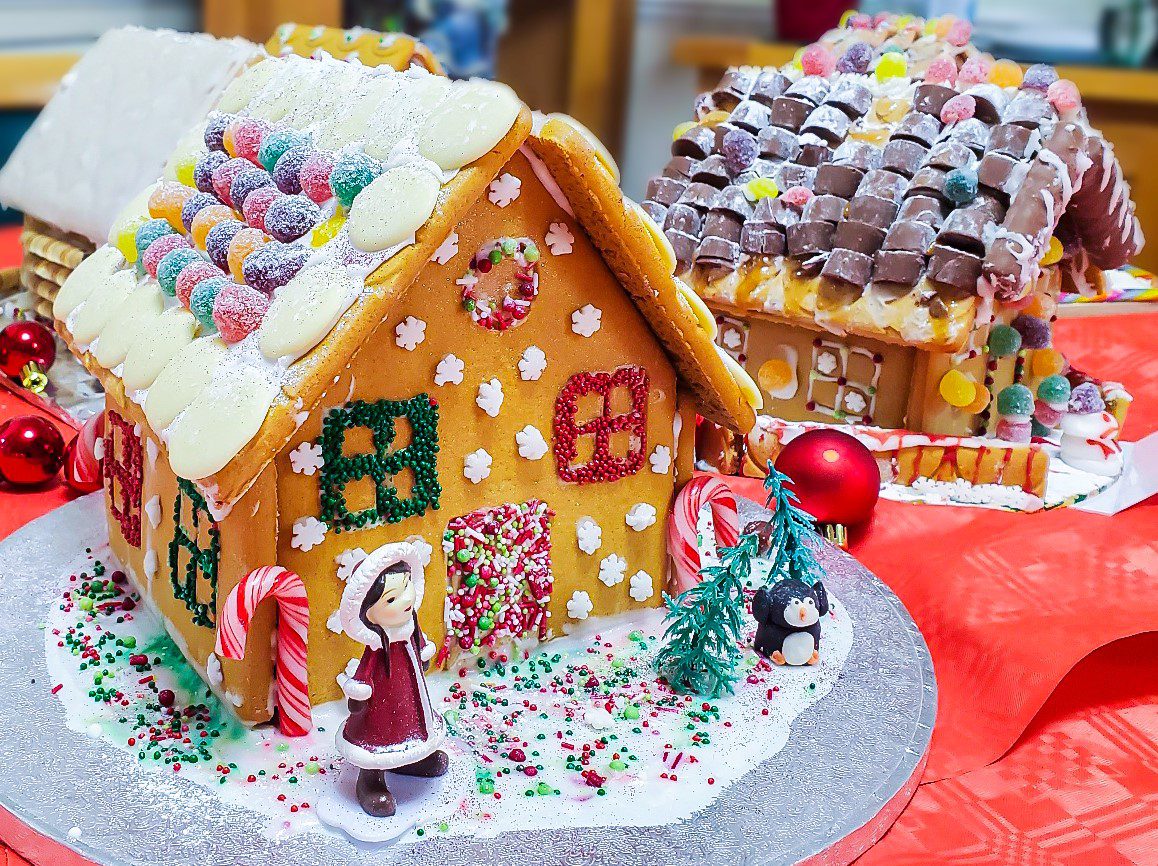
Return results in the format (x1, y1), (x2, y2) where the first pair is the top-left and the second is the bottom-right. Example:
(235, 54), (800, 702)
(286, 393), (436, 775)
(169, 479), (220, 629)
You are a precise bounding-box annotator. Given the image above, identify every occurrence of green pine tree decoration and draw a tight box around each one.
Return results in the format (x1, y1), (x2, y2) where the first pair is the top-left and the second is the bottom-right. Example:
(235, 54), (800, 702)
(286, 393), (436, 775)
(763, 463), (823, 586)
(655, 532), (757, 698)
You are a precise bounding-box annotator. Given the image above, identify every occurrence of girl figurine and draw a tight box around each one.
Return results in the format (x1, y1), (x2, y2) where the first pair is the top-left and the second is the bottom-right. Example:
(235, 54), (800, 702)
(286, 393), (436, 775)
(337, 541), (447, 817)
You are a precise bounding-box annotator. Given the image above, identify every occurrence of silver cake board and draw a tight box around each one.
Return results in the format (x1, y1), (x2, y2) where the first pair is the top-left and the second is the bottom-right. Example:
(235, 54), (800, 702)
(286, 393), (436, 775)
(0, 493), (936, 866)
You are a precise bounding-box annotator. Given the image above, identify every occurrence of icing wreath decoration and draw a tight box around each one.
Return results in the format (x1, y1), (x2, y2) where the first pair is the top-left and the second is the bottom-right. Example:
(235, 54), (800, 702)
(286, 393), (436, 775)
(458, 237), (540, 331)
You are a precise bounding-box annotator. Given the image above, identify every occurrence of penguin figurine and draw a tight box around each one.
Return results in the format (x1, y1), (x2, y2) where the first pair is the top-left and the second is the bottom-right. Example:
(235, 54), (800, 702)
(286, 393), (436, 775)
(751, 578), (830, 666)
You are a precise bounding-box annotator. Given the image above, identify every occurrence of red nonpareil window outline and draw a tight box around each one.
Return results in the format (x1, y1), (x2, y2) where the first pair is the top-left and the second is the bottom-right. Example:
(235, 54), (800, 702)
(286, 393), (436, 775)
(553, 366), (650, 484)
(104, 410), (143, 547)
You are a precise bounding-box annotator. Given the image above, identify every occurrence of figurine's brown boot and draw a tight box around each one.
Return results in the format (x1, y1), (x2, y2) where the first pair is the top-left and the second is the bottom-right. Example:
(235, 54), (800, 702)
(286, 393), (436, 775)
(356, 768), (396, 817)
(394, 749), (449, 778)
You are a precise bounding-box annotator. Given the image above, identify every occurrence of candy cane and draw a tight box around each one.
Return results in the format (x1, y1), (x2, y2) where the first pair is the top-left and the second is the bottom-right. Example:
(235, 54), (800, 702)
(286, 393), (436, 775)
(215, 566), (312, 737)
(667, 476), (739, 595)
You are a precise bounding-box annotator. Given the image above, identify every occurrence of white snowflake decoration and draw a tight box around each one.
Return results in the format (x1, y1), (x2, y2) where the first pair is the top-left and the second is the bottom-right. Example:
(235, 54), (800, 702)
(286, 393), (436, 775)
(571, 304), (602, 337)
(395, 316), (426, 351)
(576, 516), (602, 555)
(289, 442), (325, 476)
(629, 570), (655, 602)
(434, 353), (465, 386)
(476, 378), (504, 417)
(723, 329), (743, 350)
(598, 553), (627, 587)
(649, 445), (672, 474)
(567, 590), (593, 621)
(291, 516), (327, 552)
(463, 448), (492, 483)
(625, 503), (657, 532)
(145, 495), (162, 529)
(407, 535), (434, 569)
(513, 348), (545, 384)
(488, 172), (522, 208)
(335, 547), (368, 581)
(844, 390), (868, 414)
(516, 424), (548, 460)
(545, 221), (575, 255)
(430, 231), (459, 264)
(816, 351), (839, 376)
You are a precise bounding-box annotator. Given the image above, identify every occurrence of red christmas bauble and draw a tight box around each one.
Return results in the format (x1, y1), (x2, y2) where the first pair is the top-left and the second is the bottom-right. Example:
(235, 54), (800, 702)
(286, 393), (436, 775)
(775, 429), (880, 525)
(0, 320), (56, 380)
(0, 415), (66, 486)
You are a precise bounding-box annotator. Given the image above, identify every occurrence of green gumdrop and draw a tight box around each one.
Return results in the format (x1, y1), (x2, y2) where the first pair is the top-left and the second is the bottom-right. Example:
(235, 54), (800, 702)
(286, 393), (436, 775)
(944, 168), (978, 206)
(988, 323), (1022, 358)
(258, 128), (309, 173)
(1030, 418), (1051, 438)
(1037, 374), (1071, 405)
(996, 383), (1034, 417)
(329, 152), (382, 208)
(190, 276), (229, 330)
(157, 249), (202, 296)
(135, 218), (175, 258)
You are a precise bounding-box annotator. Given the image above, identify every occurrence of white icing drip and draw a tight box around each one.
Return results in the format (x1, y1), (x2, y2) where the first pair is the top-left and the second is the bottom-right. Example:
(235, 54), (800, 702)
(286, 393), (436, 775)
(520, 144), (574, 217)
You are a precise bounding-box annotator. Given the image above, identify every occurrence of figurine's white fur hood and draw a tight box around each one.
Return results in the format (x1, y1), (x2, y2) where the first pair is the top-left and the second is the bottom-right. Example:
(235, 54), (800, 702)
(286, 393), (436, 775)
(340, 540), (428, 649)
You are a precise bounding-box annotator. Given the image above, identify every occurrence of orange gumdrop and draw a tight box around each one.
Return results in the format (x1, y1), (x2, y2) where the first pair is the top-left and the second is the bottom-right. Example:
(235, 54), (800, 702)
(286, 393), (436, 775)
(222, 118), (243, 158)
(227, 227), (268, 282)
(148, 181), (194, 232)
(963, 384), (992, 415)
(191, 204), (236, 250)
(1031, 348), (1066, 378)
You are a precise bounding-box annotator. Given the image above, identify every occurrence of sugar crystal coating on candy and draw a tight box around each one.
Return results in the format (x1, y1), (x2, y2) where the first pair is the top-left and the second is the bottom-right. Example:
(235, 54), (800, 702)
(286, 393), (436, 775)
(721, 128), (758, 172)
(226, 227), (268, 282)
(213, 282), (271, 343)
(780, 186), (813, 207)
(230, 168), (274, 214)
(996, 417), (1031, 444)
(958, 56), (991, 87)
(924, 55), (957, 86)
(1030, 417), (1051, 438)
(989, 59), (1023, 89)
(1068, 382), (1105, 414)
(134, 219), (176, 260)
(940, 94), (976, 125)
(996, 384), (1034, 418)
(211, 157), (253, 207)
(264, 195), (321, 243)
(175, 261), (223, 308)
(181, 192), (220, 232)
(944, 167), (978, 205)
(148, 182), (193, 231)
(203, 114), (230, 153)
(193, 150), (229, 194)
(1023, 64), (1058, 93)
(987, 323), (1022, 357)
(1037, 374), (1072, 406)
(800, 44), (835, 77)
(836, 41), (871, 74)
(241, 242), (308, 294)
(875, 52), (907, 81)
(273, 146), (311, 195)
(232, 118), (269, 164)
(242, 186), (281, 233)
(299, 152), (335, 203)
(142, 234), (190, 278)
(329, 151), (382, 208)
(191, 205), (235, 249)
(946, 18), (972, 46)
(112, 215), (148, 263)
(258, 127), (310, 173)
(190, 276), (230, 330)
(1011, 313), (1051, 349)
(205, 220), (245, 270)
(1047, 79), (1081, 113)
(157, 248), (202, 297)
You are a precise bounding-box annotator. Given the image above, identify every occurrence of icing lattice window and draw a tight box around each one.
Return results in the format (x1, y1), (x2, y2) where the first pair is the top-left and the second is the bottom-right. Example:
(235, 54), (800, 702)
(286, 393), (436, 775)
(715, 314), (750, 362)
(169, 480), (220, 629)
(553, 366), (649, 484)
(318, 396), (441, 533)
(805, 339), (883, 424)
(439, 499), (554, 664)
(104, 410), (143, 547)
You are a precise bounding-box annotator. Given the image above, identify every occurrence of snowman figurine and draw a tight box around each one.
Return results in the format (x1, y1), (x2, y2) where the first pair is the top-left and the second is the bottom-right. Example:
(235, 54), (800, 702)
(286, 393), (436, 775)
(1058, 382), (1124, 476)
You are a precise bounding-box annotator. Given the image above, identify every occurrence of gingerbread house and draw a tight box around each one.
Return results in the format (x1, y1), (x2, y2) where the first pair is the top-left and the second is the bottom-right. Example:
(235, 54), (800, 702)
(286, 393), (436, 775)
(52, 47), (757, 726)
(642, 15), (1140, 494)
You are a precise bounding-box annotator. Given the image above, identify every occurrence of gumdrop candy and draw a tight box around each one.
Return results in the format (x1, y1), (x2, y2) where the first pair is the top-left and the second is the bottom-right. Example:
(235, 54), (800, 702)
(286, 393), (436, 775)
(1039, 235), (1064, 266)
(181, 192), (220, 232)
(242, 242), (308, 294)
(873, 96), (910, 123)
(309, 211), (346, 248)
(142, 234), (190, 279)
(156, 248), (202, 297)
(213, 281), (271, 343)
(1046, 79), (1081, 114)
(836, 41), (872, 74)
(1068, 382), (1105, 415)
(211, 157), (253, 207)
(113, 214), (148, 263)
(995, 417), (1032, 444)
(847, 13), (872, 29)
(1011, 313), (1051, 349)
(299, 152), (335, 204)
(946, 18), (972, 46)
(134, 218), (176, 260)
(258, 127), (310, 173)
(940, 94), (976, 125)
(874, 52), (907, 82)
(963, 384), (992, 415)
(175, 261), (224, 308)
(996, 383), (1034, 419)
(938, 369), (977, 408)
(721, 128), (758, 172)
(1032, 347), (1066, 378)
(172, 153), (199, 188)
(273, 146), (311, 195)
(203, 114), (231, 153)
(191, 205), (236, 250)
(242, 186), (281, 233)
(989, 59), (1023, 89)
(232, 118), (269, 164)
(745, 177), (779, 201)
(1022, 64), (1058, 93)
(190, 276), (230, 330)
(944, 167), (978, 205)
(264, 195), (321, 243)
(149, 182), (193, 232)
(780, 185), (813, 207)
(958, 56), (992, 87)
(227, 227), (268, 282)
(194, 150), (229, 195)
(205, 220), (245, 270)
(987, 323), (1022, 357)
(800, 44), (835, 77)
(924, 55), (957, 86)
(230, 168), (274, 214)
(329, 151), (382, 208)
(1037, 374), (1072, 406)
(1033, 399), (1064, 428)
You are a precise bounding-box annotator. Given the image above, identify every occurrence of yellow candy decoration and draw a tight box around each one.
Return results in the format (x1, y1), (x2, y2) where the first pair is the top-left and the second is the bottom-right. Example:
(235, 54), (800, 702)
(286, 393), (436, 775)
(963, 384), (992, 415)
(174, 156), (198, 188)
(310, 210), (346, 248)
(1039, 235), (1064, 266)
(699, 110), (731, 126)
(939, 369), (977, 408)
(672, 121), (696, 142)
(989, 59), (1023, 89)
(791, 47), (805, 70)
(934, 16), (954, 38)
(746, 177), (780, 201)
(874, 97), (911, 123)
(758, 358), (794, 393)
(1032, 348), (1066, 378)
(113, 215), (148, 263)
(875, 53), (908, 82)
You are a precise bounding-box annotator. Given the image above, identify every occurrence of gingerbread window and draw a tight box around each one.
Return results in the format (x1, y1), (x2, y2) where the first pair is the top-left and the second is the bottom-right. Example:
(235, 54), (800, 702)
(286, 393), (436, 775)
(169, 480), (220, 629)
(805, 339), (883, 424)
(104, 410), (143, 547)
(553, 366), (650, 484)
(318, 396), (441, 533)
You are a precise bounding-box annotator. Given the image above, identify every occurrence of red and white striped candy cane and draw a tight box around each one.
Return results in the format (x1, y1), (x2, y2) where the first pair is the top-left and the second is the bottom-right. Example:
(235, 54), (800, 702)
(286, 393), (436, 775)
(667, 475), (739, 595)
(215, 566), (312, 737)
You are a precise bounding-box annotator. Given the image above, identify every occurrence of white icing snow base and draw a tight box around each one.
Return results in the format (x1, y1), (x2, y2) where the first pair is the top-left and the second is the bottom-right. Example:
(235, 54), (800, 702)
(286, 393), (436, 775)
(45, 545), (852, 847)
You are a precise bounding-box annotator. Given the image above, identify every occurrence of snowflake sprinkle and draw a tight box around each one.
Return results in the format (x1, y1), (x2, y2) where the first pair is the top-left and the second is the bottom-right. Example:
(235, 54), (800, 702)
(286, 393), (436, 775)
(291, 516), (327, 552)
(395, 315), (427, 351)
(335, 547), (368, 581)
(545, 221), (574, 255)
(598, 553), (627, 587)
(435, 353), (465, 386)
(464, 449), (492, 483)
(289, 442), (324, 475)
(628, 570), (654, 602)
(571, 304), (602, 337)
(476, 378), (504, 417)
(567, 590), (593, 620)
(576, 516), (602, 555)
(649, 445), (672, 474)
(519, 345), (547, 380)
(430, 231), (459, 264)
(625, 503), (657, 531)
(487, 172), (522, 208)
(516, 424), (548, 460)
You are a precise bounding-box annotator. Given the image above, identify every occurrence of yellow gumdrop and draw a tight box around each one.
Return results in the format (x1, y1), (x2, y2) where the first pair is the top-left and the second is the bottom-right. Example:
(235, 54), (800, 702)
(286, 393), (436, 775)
(758, 358), (794, 393)
(174, 156), (197, 188)
(963, 384), (992, 414)
(113, 215), (148, 263)
(791, 47), (805, 70)
(1032, 348), (1066, 378)
(311, 210), (346, 248)
(939, 369), (977, 408)
(895, 15), (914, 29)
(699, 110), (731, 126)
(874, 97), (911, 123)
(989, 59), (1023, 89)
(672, 121), (696, 142)
(875, 53), (908, 82)
(850, 126), (890, 146)
(1039, 235), (1064, 267)
(746, 177), (780, 201)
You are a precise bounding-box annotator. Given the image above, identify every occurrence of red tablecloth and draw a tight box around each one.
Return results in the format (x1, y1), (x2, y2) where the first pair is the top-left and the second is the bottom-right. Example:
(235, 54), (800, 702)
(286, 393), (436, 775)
(0, 243), (1154, 862)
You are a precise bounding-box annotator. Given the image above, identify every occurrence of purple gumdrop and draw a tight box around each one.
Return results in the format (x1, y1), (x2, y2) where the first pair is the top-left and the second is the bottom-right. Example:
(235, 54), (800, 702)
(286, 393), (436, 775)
(230, 168), (274, 213)
(205, 220), (245, 270)
(272, 146), (312, 195)
(837, 42), (872, 74)
(264, 194), (321, 243)
(1068, 382), (1105, 414)
(241, 242), (308, 294)
(180, 192), (219, 232)
(1022, 64), (1058, 93)
(204, 114), (231, 152)
(721, 128), (758, 172)
(1011, 313), (1051, 350)
(194, 151), (229, 195)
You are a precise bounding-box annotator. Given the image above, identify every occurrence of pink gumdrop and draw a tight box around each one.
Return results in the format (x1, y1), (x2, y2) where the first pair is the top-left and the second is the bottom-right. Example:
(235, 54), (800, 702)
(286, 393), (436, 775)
(175, 261), (224, 308)
(212, 281), (271, 343)
(142, 235), (190, 278)
(242, 186), (282, 232)
(1033, 399), (1064, 427)
(233, 119), (269, 164)
(947, 19), (973, 47)
(780, 186), (814, 207)
(299, 152), (335, 204)
(958, 56), (992, 87)
(801, 43), (836, 77)
(848, 14), (873, 30)
(1047, 79), (1081, 113)
(211, 157), (251, 208)
(940, 94), (976, 125)
(924, 56), (958, 86)
(996, 418), (1031, 444)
